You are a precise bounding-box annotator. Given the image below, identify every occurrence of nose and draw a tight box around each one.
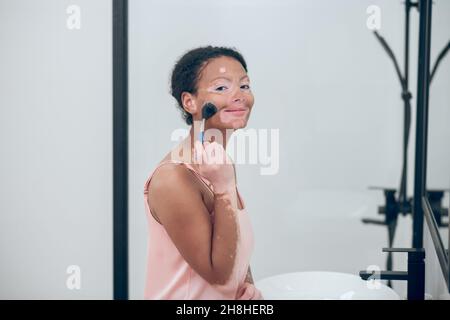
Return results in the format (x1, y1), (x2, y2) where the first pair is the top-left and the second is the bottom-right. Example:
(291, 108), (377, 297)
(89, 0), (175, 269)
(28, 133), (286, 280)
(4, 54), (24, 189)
(231, 85), (246, 104)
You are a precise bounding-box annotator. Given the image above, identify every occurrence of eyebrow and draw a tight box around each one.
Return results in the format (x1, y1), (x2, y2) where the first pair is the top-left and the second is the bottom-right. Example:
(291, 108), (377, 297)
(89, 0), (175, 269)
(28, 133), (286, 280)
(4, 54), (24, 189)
(209, 75), (249, 83)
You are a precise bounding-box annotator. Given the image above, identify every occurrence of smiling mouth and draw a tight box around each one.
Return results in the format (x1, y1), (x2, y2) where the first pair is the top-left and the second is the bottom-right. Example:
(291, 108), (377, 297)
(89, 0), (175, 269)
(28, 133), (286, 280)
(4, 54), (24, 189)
(224, 108), (248, 113)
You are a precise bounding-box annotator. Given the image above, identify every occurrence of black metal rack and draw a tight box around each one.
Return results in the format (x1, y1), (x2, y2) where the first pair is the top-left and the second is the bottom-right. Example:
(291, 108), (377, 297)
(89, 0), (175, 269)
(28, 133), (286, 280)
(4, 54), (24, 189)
(360, 0), (450, 299)
(361, 0), (421, 290)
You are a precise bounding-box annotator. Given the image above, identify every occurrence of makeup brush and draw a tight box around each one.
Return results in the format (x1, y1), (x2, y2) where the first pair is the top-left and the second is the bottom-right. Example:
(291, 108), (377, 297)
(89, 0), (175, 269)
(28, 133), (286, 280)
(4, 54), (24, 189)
(199, 102), (218, 143)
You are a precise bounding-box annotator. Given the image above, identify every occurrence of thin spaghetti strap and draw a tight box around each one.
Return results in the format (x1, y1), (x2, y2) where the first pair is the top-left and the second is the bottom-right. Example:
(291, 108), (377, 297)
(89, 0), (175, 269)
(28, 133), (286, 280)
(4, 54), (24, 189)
(236, 186), (245, 210)
(178, 162), (215, 195)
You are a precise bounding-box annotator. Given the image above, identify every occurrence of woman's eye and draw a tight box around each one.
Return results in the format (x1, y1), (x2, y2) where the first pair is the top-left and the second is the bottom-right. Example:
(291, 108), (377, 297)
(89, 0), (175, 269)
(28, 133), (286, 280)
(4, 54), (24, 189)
(213, 84), (250, 92)
(215, 86), (228, 91)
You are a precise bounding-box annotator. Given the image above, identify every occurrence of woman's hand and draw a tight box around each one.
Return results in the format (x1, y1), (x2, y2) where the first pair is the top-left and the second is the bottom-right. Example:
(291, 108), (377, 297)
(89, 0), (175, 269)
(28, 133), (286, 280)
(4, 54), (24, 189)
(235, 282), (264, 300)
(194, 140), (235, 194)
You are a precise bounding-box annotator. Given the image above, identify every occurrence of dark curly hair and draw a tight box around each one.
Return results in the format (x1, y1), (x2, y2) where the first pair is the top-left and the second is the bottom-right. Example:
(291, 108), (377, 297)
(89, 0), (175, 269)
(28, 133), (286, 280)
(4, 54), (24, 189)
(170, 45), (248, 125)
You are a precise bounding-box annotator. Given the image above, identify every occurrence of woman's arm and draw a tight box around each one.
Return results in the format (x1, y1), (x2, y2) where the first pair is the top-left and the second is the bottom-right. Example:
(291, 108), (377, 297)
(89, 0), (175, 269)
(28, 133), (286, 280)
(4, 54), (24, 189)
(149, 163), (240, 286)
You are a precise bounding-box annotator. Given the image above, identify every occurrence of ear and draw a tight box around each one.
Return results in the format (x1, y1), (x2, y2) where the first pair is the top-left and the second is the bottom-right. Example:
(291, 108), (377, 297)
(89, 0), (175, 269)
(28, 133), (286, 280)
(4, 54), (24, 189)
(181, 92), (198, 116)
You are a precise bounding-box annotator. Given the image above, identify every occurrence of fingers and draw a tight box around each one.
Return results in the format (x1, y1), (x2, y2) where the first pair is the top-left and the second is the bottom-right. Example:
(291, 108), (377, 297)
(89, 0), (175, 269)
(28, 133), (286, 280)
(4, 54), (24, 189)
(193, 140), (207, 164)
(236, 282), (257, 300)
(253, 288), (264, 300)
(195, 141), (229, 165)
(207, 142), (223, 164)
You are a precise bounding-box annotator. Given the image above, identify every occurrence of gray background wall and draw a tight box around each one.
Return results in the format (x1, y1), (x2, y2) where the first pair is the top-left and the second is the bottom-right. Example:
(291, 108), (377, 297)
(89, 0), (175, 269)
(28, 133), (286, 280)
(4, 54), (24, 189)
(0, 0), (448, 300)
(0, 0), (112, 299)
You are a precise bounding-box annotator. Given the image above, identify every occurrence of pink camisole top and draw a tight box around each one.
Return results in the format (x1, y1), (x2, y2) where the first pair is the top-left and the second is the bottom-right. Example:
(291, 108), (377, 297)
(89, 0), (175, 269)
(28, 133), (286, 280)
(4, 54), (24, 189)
(143, 159), (255, 299)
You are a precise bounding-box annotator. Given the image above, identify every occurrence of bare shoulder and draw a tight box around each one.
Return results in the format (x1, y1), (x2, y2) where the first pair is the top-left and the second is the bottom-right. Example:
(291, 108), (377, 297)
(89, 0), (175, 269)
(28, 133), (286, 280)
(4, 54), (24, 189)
(149, 162), (191, 191)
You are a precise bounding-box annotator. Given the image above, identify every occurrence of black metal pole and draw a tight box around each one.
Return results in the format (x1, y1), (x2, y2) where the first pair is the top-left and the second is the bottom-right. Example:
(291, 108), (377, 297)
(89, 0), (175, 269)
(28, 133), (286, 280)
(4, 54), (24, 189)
(400, 0), (412, 213)
(410, 0), (433, 300)
(413, 0), (432, 250)
(407, 249), (426, 300)
(113, 0), (129, 300)
(404, 0), (411, 101)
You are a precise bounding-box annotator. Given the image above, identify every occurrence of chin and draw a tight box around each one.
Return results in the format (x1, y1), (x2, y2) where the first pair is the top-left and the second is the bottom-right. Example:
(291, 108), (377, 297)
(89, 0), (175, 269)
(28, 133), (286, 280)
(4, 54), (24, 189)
(226, 119), (248, 130)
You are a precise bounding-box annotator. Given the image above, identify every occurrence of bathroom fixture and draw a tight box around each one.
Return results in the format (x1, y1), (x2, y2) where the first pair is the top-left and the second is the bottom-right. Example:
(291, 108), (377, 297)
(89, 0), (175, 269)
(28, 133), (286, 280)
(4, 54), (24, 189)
(256, 271), (400, 300)
(360, 248), (425, 300)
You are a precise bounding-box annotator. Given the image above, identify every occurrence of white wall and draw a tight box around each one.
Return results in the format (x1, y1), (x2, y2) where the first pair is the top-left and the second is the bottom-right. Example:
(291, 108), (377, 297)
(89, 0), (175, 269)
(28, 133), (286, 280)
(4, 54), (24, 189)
(0, 0), (112, 299)
(130, 0), (450, 300)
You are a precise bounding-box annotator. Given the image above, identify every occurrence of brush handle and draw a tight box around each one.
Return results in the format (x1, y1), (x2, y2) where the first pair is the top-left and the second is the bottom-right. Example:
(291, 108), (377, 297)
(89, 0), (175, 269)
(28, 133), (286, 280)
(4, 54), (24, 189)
(198, 118), (205, 143)
(198, 131), (204, 143)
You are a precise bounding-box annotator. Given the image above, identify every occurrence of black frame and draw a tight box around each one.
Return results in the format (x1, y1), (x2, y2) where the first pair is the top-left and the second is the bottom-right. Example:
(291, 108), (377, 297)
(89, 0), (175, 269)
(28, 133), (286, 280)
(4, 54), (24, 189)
(416, 0), (450, 292)
(113, 0), (129, 300)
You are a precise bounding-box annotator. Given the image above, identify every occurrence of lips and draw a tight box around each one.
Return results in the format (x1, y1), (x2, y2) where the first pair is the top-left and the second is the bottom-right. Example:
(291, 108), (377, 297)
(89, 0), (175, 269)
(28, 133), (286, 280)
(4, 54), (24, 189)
(224, 107), (248, 113)
(220, 107), (249, 122)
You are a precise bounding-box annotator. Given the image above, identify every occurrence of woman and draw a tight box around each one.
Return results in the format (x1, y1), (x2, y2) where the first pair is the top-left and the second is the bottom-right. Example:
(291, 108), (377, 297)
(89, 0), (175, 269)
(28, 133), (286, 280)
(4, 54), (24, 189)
(143, 46), (263, 300)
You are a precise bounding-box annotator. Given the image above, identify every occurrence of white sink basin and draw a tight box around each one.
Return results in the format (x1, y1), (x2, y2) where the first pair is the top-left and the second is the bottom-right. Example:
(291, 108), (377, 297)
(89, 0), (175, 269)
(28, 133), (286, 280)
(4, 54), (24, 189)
(255, 271), (400, 300)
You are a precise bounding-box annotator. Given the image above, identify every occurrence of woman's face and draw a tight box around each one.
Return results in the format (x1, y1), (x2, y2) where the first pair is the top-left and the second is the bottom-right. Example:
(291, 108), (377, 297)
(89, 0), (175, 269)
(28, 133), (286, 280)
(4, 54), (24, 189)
(185, 56), (254, 130)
